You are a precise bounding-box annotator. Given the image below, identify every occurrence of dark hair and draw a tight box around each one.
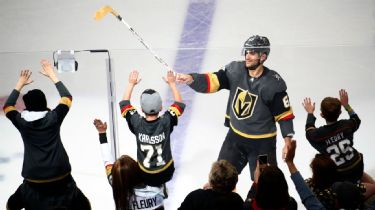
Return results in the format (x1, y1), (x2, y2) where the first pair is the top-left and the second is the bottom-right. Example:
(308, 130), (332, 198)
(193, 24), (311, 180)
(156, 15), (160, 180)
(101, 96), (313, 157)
(256, 165), (290, 209)
(332, 181), (363, 209)
(111, 155), (143, 210)
(209, 160), (238, 193)
(310, 153), (338, 190)
(321, 97), (341, 122)
(142, 89), (157, 95)
(23, 89), (48, 111)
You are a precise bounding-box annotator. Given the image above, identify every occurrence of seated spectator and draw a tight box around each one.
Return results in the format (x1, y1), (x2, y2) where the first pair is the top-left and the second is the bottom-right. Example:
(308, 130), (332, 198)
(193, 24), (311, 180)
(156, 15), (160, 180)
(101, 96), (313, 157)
(94, 119), (166, 210)
(243, 161), (297, 210)
(285, 140), (375, 210)
(306, 154), (364, 209)
(178, 160), (243, 210)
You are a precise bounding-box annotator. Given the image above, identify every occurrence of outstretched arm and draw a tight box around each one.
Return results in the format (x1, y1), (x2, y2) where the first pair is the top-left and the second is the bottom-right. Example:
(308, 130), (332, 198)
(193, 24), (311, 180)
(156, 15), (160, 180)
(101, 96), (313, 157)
(164, 70), (182, 102)
(302, 97), (321, 141)
(302, 97), (315, 114)
(15, 69), (33, 91)
(339, 89), (361, 130)
(176, 68), (230, 93)
(40, 59), (73, 123)
(122, 70), (141, 101)
(176, 73), (194, 85)
(93, 119), (115, 183)
(285, 140), (326, 210)
(3, 70), (33, 116)
(339, 89), (354, 114)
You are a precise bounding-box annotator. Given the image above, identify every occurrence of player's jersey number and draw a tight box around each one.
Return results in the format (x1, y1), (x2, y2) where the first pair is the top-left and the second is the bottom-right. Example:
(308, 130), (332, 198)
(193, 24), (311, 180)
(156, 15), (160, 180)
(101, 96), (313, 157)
(283, 95), (290, 108)
(140, 144), (165, 168)
(326, 139), (354, 166)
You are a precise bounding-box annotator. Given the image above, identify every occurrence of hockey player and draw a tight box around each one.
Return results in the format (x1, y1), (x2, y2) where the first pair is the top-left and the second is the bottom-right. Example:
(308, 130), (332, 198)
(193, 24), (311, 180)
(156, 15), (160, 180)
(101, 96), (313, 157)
(177, 35), (295, 180)
(119, 70), (185, 186)
(302, 89), (375, 184)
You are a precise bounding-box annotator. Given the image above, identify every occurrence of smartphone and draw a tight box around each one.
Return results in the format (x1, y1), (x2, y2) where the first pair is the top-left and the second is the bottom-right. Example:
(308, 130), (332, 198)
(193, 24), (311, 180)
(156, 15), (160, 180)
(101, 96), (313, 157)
(258, 154), (268, 165)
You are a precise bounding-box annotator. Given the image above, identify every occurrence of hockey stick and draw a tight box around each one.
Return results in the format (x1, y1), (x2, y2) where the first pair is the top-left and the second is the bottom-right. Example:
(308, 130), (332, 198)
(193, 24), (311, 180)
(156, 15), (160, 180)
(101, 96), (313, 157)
(95, 5), (170, 69)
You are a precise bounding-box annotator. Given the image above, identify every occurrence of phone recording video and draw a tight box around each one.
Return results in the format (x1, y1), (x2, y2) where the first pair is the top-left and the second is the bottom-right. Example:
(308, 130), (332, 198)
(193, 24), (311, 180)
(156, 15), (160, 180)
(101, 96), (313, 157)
(258, 154), (268, 165)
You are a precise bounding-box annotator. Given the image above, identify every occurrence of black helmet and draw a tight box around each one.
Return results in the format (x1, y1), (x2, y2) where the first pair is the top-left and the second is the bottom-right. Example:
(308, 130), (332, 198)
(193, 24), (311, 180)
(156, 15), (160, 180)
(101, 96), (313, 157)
(241, 35), (270, 56)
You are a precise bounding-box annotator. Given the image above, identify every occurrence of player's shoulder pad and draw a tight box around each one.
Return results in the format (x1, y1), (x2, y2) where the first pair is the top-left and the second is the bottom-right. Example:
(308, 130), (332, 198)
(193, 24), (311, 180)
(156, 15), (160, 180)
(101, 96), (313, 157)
(261, 68), (287, 101)
(263, 68), (287, 92)
(220, 61), (246, 79)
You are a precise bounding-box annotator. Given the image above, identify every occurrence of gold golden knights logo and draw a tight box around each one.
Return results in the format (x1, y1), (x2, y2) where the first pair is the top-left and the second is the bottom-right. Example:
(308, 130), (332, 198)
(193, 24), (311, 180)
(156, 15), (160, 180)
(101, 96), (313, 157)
(232, 87), (258, 119)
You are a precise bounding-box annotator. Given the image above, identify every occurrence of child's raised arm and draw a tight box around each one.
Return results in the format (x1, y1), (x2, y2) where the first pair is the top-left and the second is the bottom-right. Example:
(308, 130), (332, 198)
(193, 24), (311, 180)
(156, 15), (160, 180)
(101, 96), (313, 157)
(163, 70), (182, 102)
(339, 89), (354, 113)
(122, 70), (141, 101)
(302, 97), (315, 114)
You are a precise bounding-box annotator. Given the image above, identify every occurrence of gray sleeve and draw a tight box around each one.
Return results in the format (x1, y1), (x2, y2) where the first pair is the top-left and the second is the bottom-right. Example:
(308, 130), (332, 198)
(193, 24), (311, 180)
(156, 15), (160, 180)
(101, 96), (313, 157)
(278, 119), (295, 138)
(55, 81), (71, 98)
(4, 89), (20, 107)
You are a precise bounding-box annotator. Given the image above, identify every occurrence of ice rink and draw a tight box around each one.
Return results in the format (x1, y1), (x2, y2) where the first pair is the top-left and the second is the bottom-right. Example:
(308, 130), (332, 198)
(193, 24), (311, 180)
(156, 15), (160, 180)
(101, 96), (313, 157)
(1, 0), (375, 209)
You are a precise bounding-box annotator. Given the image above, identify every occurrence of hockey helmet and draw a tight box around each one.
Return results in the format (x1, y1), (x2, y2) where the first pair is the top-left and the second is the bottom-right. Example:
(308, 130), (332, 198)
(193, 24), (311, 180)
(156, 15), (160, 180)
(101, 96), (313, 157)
(241, 35), (270, 56)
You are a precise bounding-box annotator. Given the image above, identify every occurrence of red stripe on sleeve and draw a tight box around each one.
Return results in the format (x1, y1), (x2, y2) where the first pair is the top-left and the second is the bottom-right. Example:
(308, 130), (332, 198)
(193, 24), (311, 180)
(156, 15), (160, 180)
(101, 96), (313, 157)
(281, 114), (295, 121)
(121, 104), (133, 114)
(204, 74), (211, 93)
(171, 103), (183, 114)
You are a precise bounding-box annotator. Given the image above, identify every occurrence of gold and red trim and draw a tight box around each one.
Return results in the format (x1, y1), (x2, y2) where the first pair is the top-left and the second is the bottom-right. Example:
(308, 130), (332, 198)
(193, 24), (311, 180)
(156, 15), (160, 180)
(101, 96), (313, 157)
(105, 164), (113, 176)
(169, 104), (183, 116)
(121, 104), (135, 117)
(205, 73), (220, 93)
(274, 109), (294, 122)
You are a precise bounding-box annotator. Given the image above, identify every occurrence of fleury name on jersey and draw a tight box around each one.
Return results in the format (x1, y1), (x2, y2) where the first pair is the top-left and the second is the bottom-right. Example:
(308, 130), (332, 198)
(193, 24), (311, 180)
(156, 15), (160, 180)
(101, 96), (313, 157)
(325, 132), (344, 146)
(138, 132), (166, 144)
(131, 197), (159, 209)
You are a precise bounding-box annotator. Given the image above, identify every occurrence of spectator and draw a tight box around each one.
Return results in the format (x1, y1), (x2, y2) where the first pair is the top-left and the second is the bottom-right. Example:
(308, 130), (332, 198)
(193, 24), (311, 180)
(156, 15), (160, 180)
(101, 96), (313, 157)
(93, 119), (166, 210)
(244, 161), (297, 209)
(285, 140), (375, 210)
(119, 70), (185, 186)
(302, 89), (374, 184)
(178, 160), (243, 210)
(4, 60), (90, 210)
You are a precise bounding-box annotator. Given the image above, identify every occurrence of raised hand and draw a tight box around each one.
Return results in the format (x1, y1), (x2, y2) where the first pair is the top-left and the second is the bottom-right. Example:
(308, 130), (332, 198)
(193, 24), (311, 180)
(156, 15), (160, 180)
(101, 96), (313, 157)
(302, 97), (315, 114)
(284, 140), (297, 163)
(93, 119), (107, 133)
(40, 59), (59, 83)
(128, 70), (141, 85)
(339, 89), (349, 107)
(163, 70), (176, 84)
(15, 69), (33, 91)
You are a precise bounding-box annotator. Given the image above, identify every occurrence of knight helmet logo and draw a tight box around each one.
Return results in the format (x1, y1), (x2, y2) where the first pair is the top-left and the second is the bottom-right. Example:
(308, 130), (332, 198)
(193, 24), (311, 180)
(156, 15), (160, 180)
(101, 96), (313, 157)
(232, 87), (258, 119)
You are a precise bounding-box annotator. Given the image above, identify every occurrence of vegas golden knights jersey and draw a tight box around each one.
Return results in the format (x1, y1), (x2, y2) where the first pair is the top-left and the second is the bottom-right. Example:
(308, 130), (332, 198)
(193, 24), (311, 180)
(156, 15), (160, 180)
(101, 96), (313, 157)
(189, 61), (294, 139)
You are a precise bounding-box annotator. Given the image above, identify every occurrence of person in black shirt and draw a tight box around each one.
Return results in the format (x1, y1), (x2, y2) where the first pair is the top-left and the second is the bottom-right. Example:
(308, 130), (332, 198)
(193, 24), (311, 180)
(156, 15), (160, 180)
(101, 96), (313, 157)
(119, 70), (185, 186)
(302, 89), (374, 184)
(178, 160), (243, 210)
(4, 60), (90, 210)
